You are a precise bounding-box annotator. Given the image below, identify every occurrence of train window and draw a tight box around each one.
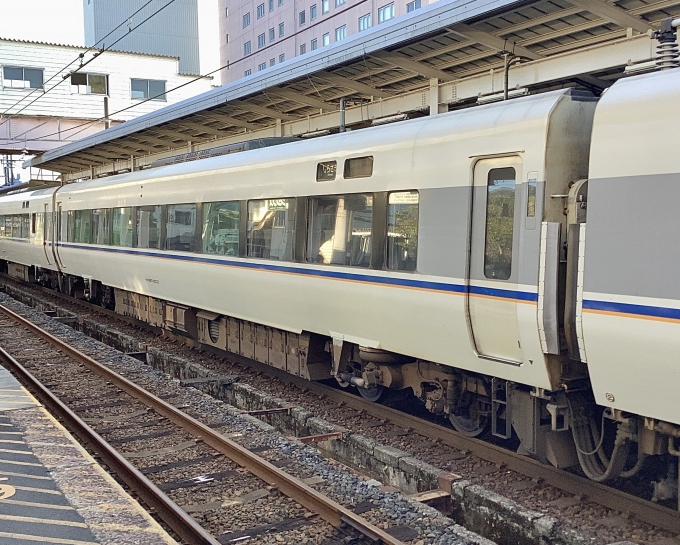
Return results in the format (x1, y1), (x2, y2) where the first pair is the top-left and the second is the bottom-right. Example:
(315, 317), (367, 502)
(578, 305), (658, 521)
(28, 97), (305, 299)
(344, 156), (373, 179)
(74, 210), (91, 244)
(247, 199), (296, 260)
(91, 209), (111, 245)
(31, 213), (36, 235)
(203, 201), (239, 256)
(112, 208), (134, 247)
(5, 216), (11, 237)
(316, 161), (337, 181)
(21, 214), (29, 239)
(34, 213), (43, 243)
(12, 215), (22, 238)
(527, 178), (536, 217)
(307, 194), (372, 267)
(484, 167), (516, 280)
(0, 216), (4, 237)
(136, 206), (161, 249)
(166, 204), (197, 252)
(387, 191), (419, 271)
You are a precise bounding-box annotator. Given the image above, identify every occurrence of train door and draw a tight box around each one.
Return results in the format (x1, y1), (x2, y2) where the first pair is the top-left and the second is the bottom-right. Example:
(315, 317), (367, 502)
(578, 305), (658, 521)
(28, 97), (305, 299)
(53, 202), (64, 270)
(43, 203), (52, 265)
(467, 157), (524, 365)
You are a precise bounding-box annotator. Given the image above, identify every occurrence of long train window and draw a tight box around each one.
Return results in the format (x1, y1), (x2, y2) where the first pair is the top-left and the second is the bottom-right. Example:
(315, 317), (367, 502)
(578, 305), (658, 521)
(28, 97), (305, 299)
(166, 204), (196, 252)
(387, 191), (418, 271)
(247, 199), (296, 260)
(484, 167), (516, 280)
(74, 210), (91, 244)
(137, 206), (161, 249)
(113, 208), (134, 247)
(307, 194), (372, 267)
(91, 209), (111, 245)
(203, 201), (239, 255)
(4, 216), (11, 237)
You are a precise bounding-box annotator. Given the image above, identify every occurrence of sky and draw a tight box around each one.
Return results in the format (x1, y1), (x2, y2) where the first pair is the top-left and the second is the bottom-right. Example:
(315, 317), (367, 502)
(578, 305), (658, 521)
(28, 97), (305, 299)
(0, 0), (221, 76)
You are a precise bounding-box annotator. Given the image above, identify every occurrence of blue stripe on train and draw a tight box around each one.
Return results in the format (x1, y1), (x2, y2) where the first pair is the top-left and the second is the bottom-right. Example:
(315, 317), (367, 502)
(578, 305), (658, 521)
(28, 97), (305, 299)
(52, 242), (539, 302)
(582, 299), (680, 321)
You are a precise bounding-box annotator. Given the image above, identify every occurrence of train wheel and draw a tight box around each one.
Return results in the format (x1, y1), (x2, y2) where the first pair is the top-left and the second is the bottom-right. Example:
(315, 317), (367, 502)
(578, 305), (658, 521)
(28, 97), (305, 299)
(449, 403), (488, 437)
(358, 384), (386, 402)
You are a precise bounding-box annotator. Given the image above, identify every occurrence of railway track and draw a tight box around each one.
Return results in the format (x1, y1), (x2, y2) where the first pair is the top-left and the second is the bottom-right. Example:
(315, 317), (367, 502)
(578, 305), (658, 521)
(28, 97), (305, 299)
(0, 301), (407, 545)
(3, 277), (680, 542)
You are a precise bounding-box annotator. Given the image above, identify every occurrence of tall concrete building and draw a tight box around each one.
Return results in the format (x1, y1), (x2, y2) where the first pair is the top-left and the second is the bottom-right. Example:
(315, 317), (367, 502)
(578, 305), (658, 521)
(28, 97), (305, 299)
(219, 0), (432, 84)
(84, 0), (201, 75)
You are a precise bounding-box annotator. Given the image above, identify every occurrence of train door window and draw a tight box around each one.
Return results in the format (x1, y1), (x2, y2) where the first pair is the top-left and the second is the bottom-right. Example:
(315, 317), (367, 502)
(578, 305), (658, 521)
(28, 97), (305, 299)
(165, 204), (196, 252)
(307, 194), (372, 267)
(203, 201), (239, 255)
(112, 208), (134, 247)
(483, 167), (516, 280)
(136, 206), (161, 249)
(91, 209), (111, 245)
(247, 199), (296, 260)
(74, 210), (91, 244)
(31, 213), (36, 235)
(387, 191), (419, 271)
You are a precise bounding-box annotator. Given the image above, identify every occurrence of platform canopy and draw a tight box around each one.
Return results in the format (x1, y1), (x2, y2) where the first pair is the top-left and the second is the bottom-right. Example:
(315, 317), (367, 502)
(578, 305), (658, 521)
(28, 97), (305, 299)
(27, 0), (675, 180)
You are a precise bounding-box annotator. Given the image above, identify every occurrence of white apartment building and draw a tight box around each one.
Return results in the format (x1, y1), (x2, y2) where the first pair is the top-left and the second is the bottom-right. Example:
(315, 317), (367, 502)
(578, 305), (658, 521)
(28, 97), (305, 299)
(219, 0), (433, 84)
(0, 38), (212, 159)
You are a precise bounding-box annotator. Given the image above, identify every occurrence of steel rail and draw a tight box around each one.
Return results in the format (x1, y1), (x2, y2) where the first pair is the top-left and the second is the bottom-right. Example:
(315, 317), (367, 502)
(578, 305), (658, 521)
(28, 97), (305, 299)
(0, 348), (220, 545)
(0, 303), (405, 545)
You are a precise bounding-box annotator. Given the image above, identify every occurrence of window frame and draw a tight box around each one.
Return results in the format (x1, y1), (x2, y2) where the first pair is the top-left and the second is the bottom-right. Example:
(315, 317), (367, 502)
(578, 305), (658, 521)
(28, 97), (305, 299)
(322, 0), (329, 13)
(358, 13), (372, 30)
(311, 38), (318, 50)
(71, 72), (108, 95)
(246, 198), (297, 261)
(244, 41), (252, 56)
(257, 3), (265, 18)
(130, 78), (166, 101)
(483, 167), (517, 281)
(258, 62), (267, 71)
(310, 4), (317, 19)
(279, 22), (285, 37)
(243, 12), (251, 27)
(335, 25), (346, 41)
(386, 191), (419, 272)
(322, 33), (330, 46)
(2, 66), (44, 90)
(258, 33), (266, 48)
(378, 2), (395, 22)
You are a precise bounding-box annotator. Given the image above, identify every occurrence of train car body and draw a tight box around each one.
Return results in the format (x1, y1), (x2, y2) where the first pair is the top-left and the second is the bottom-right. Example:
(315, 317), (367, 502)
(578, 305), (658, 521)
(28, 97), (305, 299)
(2, 68), (679, 484)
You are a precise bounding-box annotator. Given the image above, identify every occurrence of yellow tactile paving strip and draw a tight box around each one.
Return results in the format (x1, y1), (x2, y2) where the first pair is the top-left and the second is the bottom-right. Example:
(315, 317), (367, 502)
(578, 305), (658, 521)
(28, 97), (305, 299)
(0, 365), (179, 545)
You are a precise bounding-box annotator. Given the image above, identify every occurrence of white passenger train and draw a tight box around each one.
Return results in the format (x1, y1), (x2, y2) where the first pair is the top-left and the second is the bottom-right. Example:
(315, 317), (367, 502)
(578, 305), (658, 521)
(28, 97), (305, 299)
(2, 66), (679, 486)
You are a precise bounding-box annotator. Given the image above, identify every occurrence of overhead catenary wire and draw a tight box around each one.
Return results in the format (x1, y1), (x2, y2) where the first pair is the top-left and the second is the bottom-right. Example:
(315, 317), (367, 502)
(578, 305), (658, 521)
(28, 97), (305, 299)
(0, 0), (176, 128)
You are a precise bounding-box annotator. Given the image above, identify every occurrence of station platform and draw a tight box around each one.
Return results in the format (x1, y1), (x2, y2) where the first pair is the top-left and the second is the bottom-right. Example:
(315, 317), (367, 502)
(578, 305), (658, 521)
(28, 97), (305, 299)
(0, 365), (177, 545)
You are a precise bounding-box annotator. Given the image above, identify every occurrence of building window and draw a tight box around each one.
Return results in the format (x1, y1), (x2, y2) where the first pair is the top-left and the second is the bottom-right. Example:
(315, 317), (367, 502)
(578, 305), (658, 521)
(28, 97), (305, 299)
(269, 28), (275, 42)
(258, 33), (266, 48)
(407, 0), (421, 11)
(310, 4), (317, 19)
(311, 38), (318, 50)
(130, 78), (165, 100)
(225, 33), (229, 43)
(225, 7), (229, 17)
(322, 32), (330, 46)
(270, 58), (275, 66)
(378, 2), (395, 22)
(258, 62), (266, 71)
(300, 43), (306, 54)
(71, 72), (108, 95)
(257, 3), (265, 18)
(278, 0), (283, 5)
(2, 66), (43, 89)
(335, 0), (345, 6)
(244, 41), (251, 55)
(279, 53), (285, 62)
(335, 25), (346, 41)
(299, 10), (305, 25)
(358, 13), (371, 30)
(269, 0), (274, 10)
(279, 22), (285, 36)
(243, 12), (251, 27)
(322, 0), (329, 13)
(245, 69), (252, 76)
